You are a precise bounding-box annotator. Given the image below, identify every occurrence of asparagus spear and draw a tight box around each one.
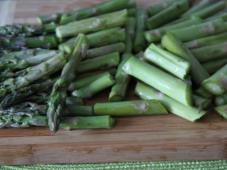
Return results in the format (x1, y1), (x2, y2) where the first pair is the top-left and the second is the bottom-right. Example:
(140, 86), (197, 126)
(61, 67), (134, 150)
(215, 93), (227, 106)
(135, 82), (206, 122)
(203, 58), (227, 74)
(192, 42), (227, 63)
(60, 116), (114, 130)
(147, 0), (184, 17)
(59, 28), (126, 54)
(47, 34), (87, 132)
(146, 0), (189, 29)
(0, 50), (58, 71)
(193, 94), (211, 110)
(77, 68), (116, 79)
(202, 64), (227, 96)
(94, 100), (168, 117)
(162, 33), (209, 85)
(0, 52), (66, 98)
(190, 1), (225, 19)
(168, 19), (227, 42)
(109, 54), (131, 101)
(65, 97), (84, 105)
(59, 0), (135, 25)
(185, 32), (227, 49)
(122, 56), (192, 106)
(128, 8), (136, 17)
(86, 43), (125, 59)
(68, 71), (109, 91)
(78, 52), (120, 73)
(145, 17), (202, 43)
(72, 72), (115, 98)
(0, 102), (47, 128)
(206, 11), (227, 21)
(144, 44), (190, 80)
(125, 18), (136, 54)
(56, 10), (128, 39)
(215, 105), (227, 119)
(182, 0), (213, 17)
(0, 79), (54, 108)
(37, 13), (60, 25)
(134, 8), (146, 53)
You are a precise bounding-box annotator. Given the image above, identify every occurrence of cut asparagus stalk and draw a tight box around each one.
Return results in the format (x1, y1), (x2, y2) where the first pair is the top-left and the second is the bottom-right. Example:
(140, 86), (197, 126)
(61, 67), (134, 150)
(162, 33), (209, 85)
(60, 116), (114, 130)
(59, 28), (126, 54)
(146, 0), (189, 29)
(135, 82), (206, 122)
(185, 32), (227, 49)
(37, 14), (60, 25)
(134, 8), (146, 53)
(125, 18), (136, 54)
(59, 0), (135, 25)
(193, 94), (211, 110)
(168, 19), (227, 42)
(77, 68), (116, 79)
(147, 0), (183, 17)
(0, 52), (66, 98)
(215, 105), (227, 119)
(144, 44), (190, 80)
(86, 43), (125, 59)
(56, 10), (128, 39)
(0, 79), (54, 108)
(145, 17), (202, 43)
(0, 50), (58, 71)
(64, 105), (93, 116)
(192, 42), (227, 63)
(69, 71), (109, 91)
(109, 54), (131, 101)
(42, 22), (57, 33)
(94, 100), (167, 117)
(78, 52), (120, 73)
(215, 93), (227, 106)
(122, 56), (192, 106)
(202, 64), (227, 96)
(190, 1), (225, 19)
(182, 0), (213, 17)
(47, 34), (87, 132)
(72, 72), (115, 98)
(203, 58), (227, 74)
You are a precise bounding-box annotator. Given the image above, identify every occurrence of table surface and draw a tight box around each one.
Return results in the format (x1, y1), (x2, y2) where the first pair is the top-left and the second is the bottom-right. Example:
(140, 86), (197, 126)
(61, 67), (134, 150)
(0, 0), (226, 166)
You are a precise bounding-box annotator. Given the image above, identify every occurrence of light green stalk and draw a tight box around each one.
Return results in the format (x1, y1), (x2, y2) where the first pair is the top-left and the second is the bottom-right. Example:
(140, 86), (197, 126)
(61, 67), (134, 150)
(144, 44), (190, 80)
(56, 10), (128, 39)
(202, 64), (227, 96)
(122, 56), (192, 106)
(94, 100), (168, 117)
(161, 33), (209, 85)
(215, 105), (227, 119)
(135, 82), (206, 122)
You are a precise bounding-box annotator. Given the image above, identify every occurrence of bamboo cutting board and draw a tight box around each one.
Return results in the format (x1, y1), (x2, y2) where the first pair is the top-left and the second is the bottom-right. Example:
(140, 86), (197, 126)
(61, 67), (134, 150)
(0, 0), (227, 165)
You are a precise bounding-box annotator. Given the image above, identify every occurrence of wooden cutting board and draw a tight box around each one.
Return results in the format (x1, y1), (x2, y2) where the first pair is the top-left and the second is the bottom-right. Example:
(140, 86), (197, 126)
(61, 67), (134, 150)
(0, 0), (227, 165)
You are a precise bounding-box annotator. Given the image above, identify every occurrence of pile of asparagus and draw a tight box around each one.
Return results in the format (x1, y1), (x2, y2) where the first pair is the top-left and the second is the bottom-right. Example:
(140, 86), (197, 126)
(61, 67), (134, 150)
(1, 0), (227, 132)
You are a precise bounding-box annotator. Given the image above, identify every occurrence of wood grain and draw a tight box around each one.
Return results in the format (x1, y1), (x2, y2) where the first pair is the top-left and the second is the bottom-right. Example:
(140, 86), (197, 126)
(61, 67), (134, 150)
(0, 0), (226, 165)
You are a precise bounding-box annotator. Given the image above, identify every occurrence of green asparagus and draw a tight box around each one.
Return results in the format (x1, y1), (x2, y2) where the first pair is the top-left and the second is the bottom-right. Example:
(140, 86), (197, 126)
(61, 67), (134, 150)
(125, 18), (136, 54)
(72, 72), (115, 98)
(192, 42), (227, 63)
(203, 58), (227, 74)
(122, 56), (192, 106)
(162, 33), (209, 85)
(215, 93), (227, 106)
(94, 100), (168, 117)
(215, 105), (227, 119)
(135, 82), (206, 122)
(202, 64), (227, 96)
(47, 34), (87, 132)
(56, 10), (128, 39)
(144, 44), (190, 80)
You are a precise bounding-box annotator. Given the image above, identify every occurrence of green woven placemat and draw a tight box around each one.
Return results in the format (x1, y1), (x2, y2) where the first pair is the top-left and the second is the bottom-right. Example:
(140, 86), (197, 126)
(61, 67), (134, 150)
(1, 161), (227, 170)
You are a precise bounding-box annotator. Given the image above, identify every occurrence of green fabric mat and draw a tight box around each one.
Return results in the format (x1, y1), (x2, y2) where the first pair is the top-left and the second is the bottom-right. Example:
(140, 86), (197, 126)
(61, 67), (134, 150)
(1, 161), (227, 170)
